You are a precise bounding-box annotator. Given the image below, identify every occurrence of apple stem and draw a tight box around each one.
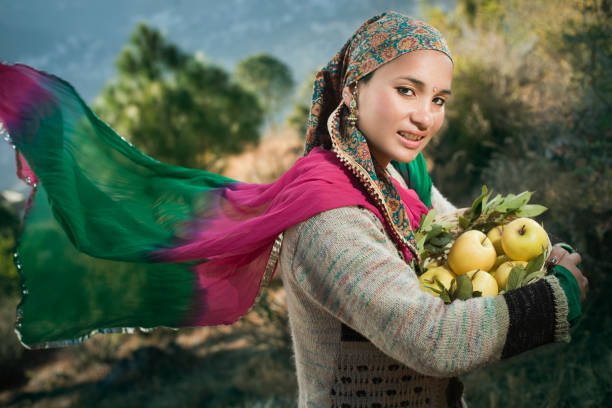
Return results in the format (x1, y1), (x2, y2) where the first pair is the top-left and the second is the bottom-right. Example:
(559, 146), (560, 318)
(519, 225), (526, 235)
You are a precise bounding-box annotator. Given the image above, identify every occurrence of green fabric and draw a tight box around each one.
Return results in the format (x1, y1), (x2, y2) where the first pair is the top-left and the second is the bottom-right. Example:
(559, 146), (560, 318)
(552, 265), (582, 326)
(17, 186), (195, 346)
(1, 63), (235, 347)
(391, 153), (432, 209)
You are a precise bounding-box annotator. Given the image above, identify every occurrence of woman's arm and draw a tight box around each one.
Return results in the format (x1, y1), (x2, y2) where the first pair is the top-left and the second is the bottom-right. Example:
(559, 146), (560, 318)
(287, 206), (570, 378)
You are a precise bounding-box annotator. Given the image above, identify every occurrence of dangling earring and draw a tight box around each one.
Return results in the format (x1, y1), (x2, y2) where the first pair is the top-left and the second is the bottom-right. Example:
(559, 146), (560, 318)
(347, 81), (359, 128)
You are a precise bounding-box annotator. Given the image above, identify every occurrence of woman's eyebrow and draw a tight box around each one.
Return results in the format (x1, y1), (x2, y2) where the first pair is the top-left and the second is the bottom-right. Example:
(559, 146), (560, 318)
(396, 76), (452, 95)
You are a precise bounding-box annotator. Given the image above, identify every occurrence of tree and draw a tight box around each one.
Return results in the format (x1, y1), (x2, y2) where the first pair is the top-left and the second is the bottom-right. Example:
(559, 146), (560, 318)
(423, 2), (612, 406)
(94, 23), (264, 170)
(233, 54), (294, 123)
(286, 70), (317, 136)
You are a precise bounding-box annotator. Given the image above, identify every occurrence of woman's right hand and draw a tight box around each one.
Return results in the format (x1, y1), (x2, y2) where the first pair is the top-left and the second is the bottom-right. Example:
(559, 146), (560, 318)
(548, 246), (588, 304)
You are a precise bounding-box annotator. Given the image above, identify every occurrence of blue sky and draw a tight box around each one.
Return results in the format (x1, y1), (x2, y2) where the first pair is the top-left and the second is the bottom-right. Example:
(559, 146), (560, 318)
(0, 0), (453, 190)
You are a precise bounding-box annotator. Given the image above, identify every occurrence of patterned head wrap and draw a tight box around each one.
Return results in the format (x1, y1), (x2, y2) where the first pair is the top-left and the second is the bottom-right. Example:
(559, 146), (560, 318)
(304, 11), (451, 261)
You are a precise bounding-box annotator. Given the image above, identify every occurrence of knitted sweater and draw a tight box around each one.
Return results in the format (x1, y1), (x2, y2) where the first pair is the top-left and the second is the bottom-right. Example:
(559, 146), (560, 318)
(278, 183), (570, 408)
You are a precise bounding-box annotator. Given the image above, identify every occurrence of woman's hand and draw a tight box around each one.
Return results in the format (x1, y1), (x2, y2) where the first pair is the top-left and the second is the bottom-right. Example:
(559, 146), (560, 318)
(547, 246), (589, 304)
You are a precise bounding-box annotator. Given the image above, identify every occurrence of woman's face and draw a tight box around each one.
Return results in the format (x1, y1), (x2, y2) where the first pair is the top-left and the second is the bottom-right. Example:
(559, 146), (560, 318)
(343, 49), (453, 168)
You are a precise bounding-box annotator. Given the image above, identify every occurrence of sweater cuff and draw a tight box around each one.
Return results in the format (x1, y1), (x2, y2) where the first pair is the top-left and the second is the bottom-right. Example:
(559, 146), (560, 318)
(500, 275), (570, 359)
(552, 265), (582, 326)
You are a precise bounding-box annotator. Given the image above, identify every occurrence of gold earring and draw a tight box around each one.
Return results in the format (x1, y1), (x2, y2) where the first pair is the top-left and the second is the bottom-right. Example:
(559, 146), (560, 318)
(347, 82), (359, 127)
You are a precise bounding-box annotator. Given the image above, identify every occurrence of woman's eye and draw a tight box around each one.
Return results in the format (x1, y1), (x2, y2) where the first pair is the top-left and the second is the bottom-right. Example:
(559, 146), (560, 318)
(433, 97), (446, 106)
(397, 87), (415, 96)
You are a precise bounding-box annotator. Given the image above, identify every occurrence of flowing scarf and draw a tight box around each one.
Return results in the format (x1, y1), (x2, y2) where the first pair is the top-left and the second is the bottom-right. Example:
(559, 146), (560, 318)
(0, 11), (449, 348)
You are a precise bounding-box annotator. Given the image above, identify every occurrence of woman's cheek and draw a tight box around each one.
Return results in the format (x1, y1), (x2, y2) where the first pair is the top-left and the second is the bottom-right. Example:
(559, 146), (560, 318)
(372, 94), (395, 119)
(432, 111), (445, 134)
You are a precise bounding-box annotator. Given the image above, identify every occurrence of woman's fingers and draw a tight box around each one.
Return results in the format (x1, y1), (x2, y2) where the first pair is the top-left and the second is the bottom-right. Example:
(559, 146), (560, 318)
(566, 251), (582, 266)
(581, 275), (589, 303)
(550, 246), (587, 303)
(547, 246), (568, 266)
(557, 254), (588, 304)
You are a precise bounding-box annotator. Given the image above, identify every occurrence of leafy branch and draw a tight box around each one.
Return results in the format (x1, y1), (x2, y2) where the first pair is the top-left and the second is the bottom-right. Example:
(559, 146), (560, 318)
(415, 209), (454, 271)
(458, 186), (548, 233)
(423, 274), (483, 304)
(502, 248), (548, 292)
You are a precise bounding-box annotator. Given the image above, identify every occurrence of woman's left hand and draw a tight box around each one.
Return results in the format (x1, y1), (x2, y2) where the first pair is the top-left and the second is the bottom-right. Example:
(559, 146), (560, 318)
(547, 246), (589, 304)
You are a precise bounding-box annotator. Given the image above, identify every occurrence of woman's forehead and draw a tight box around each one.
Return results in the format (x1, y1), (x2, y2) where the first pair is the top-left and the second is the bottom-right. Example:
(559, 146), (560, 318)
(369, 50), (453, 87)
(344, 12), (451, 85)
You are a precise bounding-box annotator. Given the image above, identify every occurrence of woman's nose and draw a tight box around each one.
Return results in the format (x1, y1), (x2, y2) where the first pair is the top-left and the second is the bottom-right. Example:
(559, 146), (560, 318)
(409, 107), (433, 131)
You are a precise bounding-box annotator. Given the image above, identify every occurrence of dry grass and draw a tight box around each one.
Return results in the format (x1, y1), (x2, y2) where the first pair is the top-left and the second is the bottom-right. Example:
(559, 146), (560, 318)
(222, 125), (303, 183)
(0, 274), (295, 408)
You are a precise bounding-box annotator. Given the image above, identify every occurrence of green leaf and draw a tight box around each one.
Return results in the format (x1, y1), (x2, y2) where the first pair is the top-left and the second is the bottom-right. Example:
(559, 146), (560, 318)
(525, 248), (547, 274)
(417, 209), (437, 233)
(523, 270), (546, 285)
(426, 224), (444, 239)
(458, 215), (470, 229)
(429, 232), (453, 247)
(449, 278), (456, 296)
(515, 204), (548, 218)
(455, 275), (473, 300)
(440, 292), (452, 304)
(496, 191), (532, 213)
(424, 243), (437, 253)
(469, 185), (489, 220)
(416, 235), (427, 253)
(506, 266), (527, 291)
(482, 194), (503, 216)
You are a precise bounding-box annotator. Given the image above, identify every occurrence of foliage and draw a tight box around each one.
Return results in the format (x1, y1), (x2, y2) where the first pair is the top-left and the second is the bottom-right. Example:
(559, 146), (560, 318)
(233, 54), (294, 124)
(457, 185), (547, 231)
(0, 200), (19, 296)
(421, 0), (612, 406)
(417, 186), (549, 300)
(94, 23), (264, 170)
(286, 71), (317, 136)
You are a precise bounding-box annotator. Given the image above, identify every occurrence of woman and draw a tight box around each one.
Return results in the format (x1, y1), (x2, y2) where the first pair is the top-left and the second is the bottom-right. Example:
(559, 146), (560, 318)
(277, 12), (587, 407)
(0, 11), (586, 408)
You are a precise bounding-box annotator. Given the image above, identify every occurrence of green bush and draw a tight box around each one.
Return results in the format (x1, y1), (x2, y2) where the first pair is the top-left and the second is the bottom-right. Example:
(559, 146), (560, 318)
(423, 1), (612, 406)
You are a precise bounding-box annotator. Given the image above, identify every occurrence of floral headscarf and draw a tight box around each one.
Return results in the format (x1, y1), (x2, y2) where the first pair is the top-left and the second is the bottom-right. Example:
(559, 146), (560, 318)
(305, 11), (452, 261)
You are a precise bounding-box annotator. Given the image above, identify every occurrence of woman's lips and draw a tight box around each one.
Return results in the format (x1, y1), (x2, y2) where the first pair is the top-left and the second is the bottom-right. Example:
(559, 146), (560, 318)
(397, 130), (426, 149)
(398, 130), (426, 140)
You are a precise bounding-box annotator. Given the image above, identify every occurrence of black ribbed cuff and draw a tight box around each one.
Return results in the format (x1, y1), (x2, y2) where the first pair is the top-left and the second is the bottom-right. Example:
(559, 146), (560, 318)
(501, 279), (557, 359)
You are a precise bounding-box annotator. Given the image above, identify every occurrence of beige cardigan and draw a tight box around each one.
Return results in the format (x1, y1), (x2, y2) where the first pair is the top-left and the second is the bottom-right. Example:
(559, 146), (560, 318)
(278, 175), (569, 408)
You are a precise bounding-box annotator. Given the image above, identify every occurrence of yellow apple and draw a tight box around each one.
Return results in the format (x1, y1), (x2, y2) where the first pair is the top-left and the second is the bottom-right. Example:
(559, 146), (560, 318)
(492, 254), (510, 271)
(501, 218), (549, 261)
(424, 259), (441, 271)
(447, 230), (497, 275)
(466, 269), (499, 297)
(487, 225), (505, 255)
(492, 261), (527, 290)
(419, 266), (456, 296)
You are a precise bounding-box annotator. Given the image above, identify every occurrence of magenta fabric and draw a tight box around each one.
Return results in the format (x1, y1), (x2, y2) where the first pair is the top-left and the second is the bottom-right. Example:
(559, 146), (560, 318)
(155, 146), (429, 325)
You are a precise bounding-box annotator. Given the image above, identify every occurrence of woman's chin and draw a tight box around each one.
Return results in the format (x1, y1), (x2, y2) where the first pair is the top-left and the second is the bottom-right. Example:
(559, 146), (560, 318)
(392, 150), (420, 164)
